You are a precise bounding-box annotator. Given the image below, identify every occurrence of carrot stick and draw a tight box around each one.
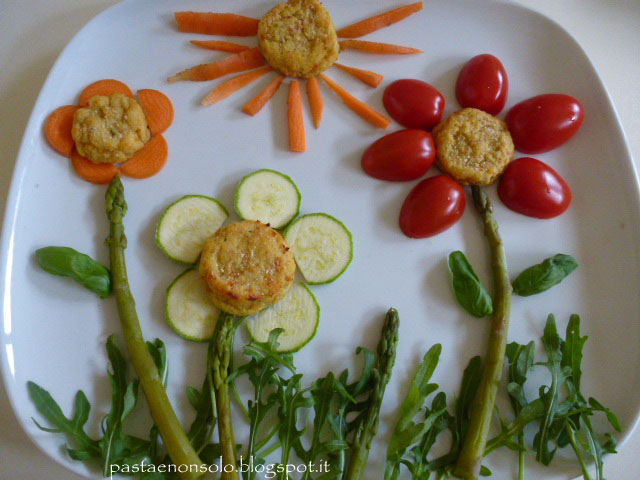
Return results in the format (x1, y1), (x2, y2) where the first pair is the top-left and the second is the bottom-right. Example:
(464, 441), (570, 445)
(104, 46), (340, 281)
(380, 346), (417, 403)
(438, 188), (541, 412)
(190, 39), (251, 53)
(45, 105), (78, 157)
(70, 150), (119, 185)
(175, 12), (259, 36)
(78, 79), (133, 106)
(337, 2), (423, 38)
(242, 74), (285, 116)
(339, 39), (422, 55)
(319, 74), (390, 129)
(288, 81), (306, 153)
(201, 67), (272, 106)
(137, 89), (174, 136)
(120, 135), (168, 179)
(333, 63), (384, 88)
(168, 47), (265, 83)
(306, 76), (323, 128)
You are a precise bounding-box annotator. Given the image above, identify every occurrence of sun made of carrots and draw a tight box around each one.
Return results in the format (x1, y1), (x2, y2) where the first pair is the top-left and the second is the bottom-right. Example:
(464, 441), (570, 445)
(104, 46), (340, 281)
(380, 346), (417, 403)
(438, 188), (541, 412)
(168, 1), (424, 153)
(45, 79), (174, 184)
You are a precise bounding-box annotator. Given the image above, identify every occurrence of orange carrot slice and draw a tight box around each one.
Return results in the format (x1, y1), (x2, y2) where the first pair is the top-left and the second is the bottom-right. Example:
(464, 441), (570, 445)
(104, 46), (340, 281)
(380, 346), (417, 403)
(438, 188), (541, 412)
(120, 135), (168, 179)
(288, 81), (306, 153)
(137, 89), (174, 136)
(77, 79), (133, 106)
(333, 63), (384, 88)
(319, 74), (390, 129)
(175, 12), (259, 36)
(201, 67), (272, 106)
(45, 105), (78, 157)
(337, 2), (423, 38)
(242, 75), (285, 116)
(306, 76), (323, 128)
(190, 39), (251, 53)
(168, 47), (265, 83)
(339, 39), (422, 55)
(70, 150), (119, 185)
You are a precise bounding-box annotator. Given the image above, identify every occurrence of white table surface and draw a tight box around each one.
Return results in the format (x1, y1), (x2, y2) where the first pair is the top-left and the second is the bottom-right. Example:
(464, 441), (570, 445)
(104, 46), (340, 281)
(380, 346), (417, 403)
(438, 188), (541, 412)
(0, 1), (638, 479)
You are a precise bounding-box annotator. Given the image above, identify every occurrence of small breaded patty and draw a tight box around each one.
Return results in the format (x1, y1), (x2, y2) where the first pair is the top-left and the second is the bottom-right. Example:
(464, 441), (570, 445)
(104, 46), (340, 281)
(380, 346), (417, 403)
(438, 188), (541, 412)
(433, 108), (514, 186)
(199, 220), (296, 316)
(72, 93), (150, 164)
(258, 0), (339, 78)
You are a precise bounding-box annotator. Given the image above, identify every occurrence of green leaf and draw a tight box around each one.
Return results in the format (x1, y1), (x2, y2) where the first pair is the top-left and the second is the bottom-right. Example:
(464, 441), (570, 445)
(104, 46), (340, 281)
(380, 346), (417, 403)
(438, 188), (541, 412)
(589, 398), (622, 432)
(561, 314), (587, 393)
(512, 254), (578, 297)
(448, 251), (493, 318)
(35, 246), (111, 298)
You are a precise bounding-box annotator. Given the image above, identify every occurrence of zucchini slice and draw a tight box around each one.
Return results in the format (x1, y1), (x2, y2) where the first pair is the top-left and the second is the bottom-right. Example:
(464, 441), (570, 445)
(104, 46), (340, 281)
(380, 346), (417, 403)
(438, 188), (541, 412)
(234, 169), (301, 229)
(165, 268), (219, 341)
(283, 213), (353, 284)
(246, 282), (319, 353)
(156, 195), (228, 264)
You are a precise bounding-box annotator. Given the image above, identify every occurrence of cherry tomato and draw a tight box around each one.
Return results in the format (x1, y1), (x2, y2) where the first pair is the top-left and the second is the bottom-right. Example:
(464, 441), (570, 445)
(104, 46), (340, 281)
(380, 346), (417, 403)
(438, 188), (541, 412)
(455, 54), (509, 115)
(362, 129), (435, 181)
(383, 79), (445, 131)
(506, 94), (584, 154)
(399, 175), (466, 238)
(497, 157), (572, 219)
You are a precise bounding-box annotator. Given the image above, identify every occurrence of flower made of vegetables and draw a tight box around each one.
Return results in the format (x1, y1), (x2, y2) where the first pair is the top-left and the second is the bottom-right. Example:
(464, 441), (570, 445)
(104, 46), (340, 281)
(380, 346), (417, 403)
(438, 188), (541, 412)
(45, 79), (174, 184)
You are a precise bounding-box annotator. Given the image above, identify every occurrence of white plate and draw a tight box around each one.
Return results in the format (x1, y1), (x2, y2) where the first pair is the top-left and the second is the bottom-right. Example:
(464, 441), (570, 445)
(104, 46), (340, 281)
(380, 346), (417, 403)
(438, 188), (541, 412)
(2, 0), (640, 478)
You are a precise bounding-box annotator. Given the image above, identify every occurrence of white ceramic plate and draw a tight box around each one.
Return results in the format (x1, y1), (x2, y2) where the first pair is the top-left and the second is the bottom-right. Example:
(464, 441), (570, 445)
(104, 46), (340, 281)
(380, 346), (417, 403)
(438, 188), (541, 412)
(2, 0), (640, 478)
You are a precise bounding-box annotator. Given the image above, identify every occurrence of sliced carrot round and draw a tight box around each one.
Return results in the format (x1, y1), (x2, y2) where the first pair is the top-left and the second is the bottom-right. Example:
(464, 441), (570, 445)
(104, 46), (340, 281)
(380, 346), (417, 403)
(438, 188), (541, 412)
(120, 135), (168, 179)
(70, 150), (119, 185)
(77, 79), (134, 106)
(137, 89), (174, 136)
(45, 105), (78, 157)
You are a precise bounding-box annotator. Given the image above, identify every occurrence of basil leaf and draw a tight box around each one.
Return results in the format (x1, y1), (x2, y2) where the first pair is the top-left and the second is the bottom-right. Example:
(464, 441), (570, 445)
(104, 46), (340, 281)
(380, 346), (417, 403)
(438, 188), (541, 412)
(512, 254), (578, 297)
(448, 251), (493, 318)
(35, 246), (111, 298)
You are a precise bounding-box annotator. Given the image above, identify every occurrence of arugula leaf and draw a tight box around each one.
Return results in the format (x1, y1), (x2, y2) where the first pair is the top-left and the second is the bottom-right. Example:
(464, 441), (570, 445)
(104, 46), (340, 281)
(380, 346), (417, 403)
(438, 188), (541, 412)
(512, 254), (578, 297)
(448, 251), (493, 318)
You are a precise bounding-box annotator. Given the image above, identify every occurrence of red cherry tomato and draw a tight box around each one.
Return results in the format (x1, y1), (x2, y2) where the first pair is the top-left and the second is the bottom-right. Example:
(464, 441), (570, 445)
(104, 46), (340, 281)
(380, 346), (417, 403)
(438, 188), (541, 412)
(455, 54), (509, 115)
(383, 79), (445, 131)
(362, 129), (435, 181)
(498, 157), (572, 219)
(506, 94), (584, 154)
(399, 175), (466, 238)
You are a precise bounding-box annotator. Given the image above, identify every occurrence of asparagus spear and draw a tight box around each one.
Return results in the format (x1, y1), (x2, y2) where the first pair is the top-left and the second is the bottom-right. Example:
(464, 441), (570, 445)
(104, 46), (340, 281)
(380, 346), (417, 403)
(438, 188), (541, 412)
(344, 307), (399, 480)
(454, 186), (512, 479)
(106, 175), (204, 478)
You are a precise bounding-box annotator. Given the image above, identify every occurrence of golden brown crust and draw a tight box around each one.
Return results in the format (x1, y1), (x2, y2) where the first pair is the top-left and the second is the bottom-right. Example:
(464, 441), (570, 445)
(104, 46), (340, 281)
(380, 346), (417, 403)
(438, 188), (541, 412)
(199, 220), (296, 316)
(258, 0), (339, 78)
(433, 108), (514, 186)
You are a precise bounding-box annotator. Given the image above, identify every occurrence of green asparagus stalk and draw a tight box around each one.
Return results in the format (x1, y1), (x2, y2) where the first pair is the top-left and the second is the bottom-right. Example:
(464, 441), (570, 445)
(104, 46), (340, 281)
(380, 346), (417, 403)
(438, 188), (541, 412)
(454, 186), (512, 479)
(106, 175), (204, 478)
(344, 307), (399, 480)
(210, 311), (241, 480)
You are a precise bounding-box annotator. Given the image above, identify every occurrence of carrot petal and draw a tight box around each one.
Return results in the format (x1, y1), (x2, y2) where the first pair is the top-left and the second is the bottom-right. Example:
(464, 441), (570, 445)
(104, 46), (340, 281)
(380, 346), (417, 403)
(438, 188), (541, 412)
(333, 63), (384, 88)
(175, 12), (259, 36)
(137, 89), (174, 136)
(242, 75), (285, 116)
(77, 79), (134, 106)
(306, 77), (324, 128)
(319, 73), (390, 129)
(190, 39), (251, 53)
(337, 1), (423, 38)
(70, 150), (119, 185)
(120, 135), (168, 179)
(168, 47), (266, 83)
(288, 81), (306, 153)
(45, 105), (78, 157)
(201, 67), (272, 106)
(339, 39), (422, 55)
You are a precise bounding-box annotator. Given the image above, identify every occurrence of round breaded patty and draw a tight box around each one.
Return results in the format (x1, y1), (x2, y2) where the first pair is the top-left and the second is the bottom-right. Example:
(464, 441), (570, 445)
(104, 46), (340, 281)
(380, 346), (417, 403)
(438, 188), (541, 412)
(72, 93), (150, 164)
(258, 0), (339, 78)
(199, 220), (296, 316)
(433, 108), (514, 186)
